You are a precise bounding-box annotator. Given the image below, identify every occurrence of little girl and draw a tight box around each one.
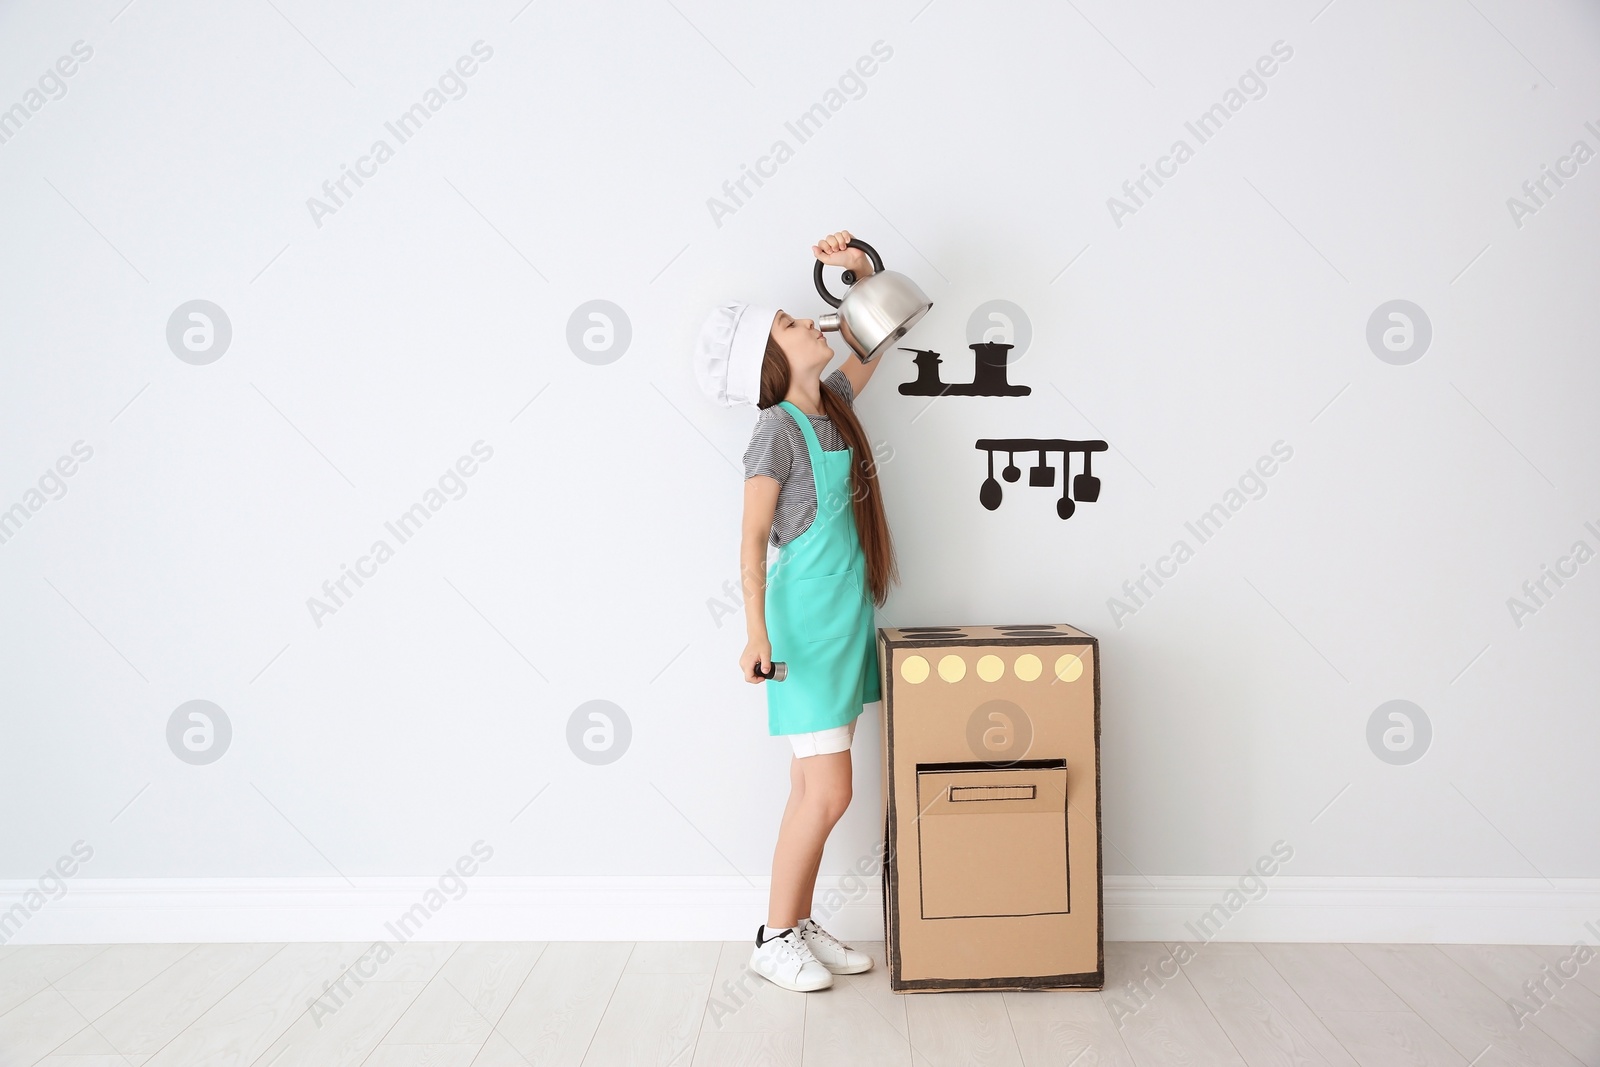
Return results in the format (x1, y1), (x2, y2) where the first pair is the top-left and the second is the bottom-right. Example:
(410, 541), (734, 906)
(693, 230), (900, 992)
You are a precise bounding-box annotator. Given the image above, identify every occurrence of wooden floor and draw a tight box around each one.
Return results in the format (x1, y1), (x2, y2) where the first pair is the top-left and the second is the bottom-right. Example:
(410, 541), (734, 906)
(1, 939), (1596, 1066)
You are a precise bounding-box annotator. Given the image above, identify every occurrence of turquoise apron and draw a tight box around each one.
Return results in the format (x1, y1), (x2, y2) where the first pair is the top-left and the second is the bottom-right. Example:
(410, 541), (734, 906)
(764, 400), (882, 736)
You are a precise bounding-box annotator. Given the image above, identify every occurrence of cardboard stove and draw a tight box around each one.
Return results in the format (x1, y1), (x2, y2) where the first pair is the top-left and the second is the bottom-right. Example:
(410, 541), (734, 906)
(877, 623), (1102, 992)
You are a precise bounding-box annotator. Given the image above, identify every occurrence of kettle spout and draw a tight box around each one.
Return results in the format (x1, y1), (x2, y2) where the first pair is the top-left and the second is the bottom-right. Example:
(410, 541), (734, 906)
(817, 313), (842, 332)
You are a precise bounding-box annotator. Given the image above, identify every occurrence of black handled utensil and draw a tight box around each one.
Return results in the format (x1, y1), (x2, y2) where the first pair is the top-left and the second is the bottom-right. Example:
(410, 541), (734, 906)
(1073, 450), (1101, 502)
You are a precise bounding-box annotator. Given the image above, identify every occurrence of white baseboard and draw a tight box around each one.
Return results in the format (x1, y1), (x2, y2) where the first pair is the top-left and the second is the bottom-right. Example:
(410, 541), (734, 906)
(4, 876), (1598, 946)
(1103, 876), (1600, 946)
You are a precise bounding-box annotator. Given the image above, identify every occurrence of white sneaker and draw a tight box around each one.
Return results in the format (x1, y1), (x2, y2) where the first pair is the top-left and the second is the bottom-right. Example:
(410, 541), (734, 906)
(749, 924), (834, 992)
(797, 917), (874, 974)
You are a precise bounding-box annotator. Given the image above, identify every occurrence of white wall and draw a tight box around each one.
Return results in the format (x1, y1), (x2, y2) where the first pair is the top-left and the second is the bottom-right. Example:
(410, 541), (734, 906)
(3, 0), (1598, 943)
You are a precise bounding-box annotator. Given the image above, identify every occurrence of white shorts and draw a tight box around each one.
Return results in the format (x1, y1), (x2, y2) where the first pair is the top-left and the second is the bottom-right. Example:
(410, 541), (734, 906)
(785, 719), (856, 758)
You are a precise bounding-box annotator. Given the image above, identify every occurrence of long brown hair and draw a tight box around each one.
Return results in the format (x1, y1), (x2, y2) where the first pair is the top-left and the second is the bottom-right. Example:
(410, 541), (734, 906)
(759, 335), (899, 606)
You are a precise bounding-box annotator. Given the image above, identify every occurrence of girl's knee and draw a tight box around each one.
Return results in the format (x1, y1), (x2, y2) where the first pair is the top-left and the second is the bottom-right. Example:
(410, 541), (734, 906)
(803, 782), (851, 823)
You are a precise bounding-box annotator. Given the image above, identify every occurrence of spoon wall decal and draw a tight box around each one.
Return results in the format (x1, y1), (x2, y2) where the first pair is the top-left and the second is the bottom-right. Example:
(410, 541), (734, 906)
(980, 448), (1003, 510)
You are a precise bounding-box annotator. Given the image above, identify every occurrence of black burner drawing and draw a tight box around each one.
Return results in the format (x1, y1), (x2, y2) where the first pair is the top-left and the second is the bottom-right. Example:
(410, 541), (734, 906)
(975, 438), (1108, 519)
(898, 342), (1031, 397)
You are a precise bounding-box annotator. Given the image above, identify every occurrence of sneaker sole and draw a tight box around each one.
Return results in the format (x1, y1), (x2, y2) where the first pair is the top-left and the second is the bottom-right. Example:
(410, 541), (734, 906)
(749, 956), (834, 992)
(820, 957), (874, 975)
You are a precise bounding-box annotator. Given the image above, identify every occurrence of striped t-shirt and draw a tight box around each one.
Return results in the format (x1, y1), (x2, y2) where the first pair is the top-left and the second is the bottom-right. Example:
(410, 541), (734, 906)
(743, 369), (854, 548)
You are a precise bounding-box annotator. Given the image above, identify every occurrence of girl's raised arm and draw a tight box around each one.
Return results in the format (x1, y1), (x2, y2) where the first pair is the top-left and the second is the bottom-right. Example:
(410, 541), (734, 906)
(813, 229), (882, 399)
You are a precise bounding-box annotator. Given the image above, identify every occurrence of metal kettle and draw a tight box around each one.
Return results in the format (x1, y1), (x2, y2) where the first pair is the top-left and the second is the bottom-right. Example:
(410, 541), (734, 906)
(814, 238), (933, 363)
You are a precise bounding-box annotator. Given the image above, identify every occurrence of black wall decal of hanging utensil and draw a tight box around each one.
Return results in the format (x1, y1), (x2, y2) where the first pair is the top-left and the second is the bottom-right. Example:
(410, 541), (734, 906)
(975, 438), (1108, 519)
(897, 343), (1032, 397)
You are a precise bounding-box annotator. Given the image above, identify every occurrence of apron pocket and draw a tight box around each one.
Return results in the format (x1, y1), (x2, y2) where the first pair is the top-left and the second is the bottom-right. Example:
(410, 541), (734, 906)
(793, 567), (864, 642)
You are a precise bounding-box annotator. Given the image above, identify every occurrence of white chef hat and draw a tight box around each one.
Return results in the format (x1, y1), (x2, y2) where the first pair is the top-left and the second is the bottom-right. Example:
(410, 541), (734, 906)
(694, 302), (778, 408)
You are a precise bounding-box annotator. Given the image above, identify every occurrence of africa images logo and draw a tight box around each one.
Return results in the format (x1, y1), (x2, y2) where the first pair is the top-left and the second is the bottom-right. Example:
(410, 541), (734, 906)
(305, 41), (494, 229)
(705, 41), (893, 228)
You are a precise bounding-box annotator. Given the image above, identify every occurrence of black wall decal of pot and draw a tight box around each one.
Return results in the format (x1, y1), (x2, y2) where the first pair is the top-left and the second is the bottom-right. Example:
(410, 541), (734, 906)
(898, 343), (1031, 397)
(976, 438), (1107, 519)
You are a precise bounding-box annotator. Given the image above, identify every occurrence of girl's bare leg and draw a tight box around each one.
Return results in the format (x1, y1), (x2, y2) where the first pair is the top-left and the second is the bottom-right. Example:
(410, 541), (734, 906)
(767, 749), (853, 929)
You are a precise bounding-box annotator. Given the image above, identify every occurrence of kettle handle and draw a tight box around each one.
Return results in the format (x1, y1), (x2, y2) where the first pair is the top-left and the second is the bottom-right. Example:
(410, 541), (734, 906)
(813, 238), (886, 308)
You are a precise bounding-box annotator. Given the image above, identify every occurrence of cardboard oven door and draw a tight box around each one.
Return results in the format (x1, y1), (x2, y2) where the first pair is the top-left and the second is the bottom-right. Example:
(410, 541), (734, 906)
(914, 760), (1069, 919)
